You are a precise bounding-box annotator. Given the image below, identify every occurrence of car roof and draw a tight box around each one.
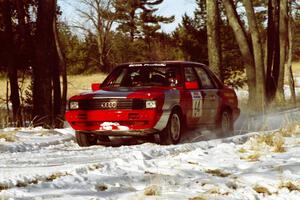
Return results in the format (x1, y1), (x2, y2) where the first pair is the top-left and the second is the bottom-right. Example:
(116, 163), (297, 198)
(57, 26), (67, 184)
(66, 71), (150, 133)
(118, 61), (207, 67)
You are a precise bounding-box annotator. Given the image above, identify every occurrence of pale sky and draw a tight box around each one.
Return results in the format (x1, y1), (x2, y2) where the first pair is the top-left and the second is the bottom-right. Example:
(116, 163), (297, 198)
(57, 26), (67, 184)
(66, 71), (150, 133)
(58, 0), (197, 33)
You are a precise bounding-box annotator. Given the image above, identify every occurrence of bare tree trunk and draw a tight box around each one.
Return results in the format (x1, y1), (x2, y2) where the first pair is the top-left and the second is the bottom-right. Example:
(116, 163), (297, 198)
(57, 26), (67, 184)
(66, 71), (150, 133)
(51, 1), (62, 127)
(52, 19), (62, 128)
(6, 80), (9, 121)
(243, 0), (266, 112)
(1, 0), (21, 125)
(287, 2), (296, 104)
(33, 0), (56, 127)
(16, 0), (26, 47)
(266, 0), (280, 103)
(264, 40), (268, 74)
(7, 66), (20, 125)
(15, 0), (27, 126)
(53, 20), (68, 118)
(275, 0), (288, 104)
(266, 0), (275, 102)
(96, 31), (104, 68)
(129, 7), (136, 41)
(52, 63), (61, 126)
(206, 0), (222, 79)
(222, 0), (256, 109)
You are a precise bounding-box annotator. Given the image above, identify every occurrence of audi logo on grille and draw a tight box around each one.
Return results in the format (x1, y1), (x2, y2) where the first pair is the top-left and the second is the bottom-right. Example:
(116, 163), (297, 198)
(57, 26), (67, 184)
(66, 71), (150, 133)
(100, 101), (117, 109)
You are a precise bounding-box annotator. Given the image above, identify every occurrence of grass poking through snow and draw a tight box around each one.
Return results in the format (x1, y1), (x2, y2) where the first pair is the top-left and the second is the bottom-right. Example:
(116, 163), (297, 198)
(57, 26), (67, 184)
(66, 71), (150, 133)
(254, 133), (286, 153)
(241, 152), (261, 162)
(253, 185), (272, 196)
(96, 184), (108, 191)
(0, 131), (16, 142)
(144, 185), (160, 196)
(0, 183), (10, 191)
(238, 124), (300, 162)
(205, 169), (231, 177)
(45, 172), (70, 182)
(189, 196), (206, 200)
(238, 148), (247, 153)
(279, 181), (300, 192)
(243, 131), (287, 156)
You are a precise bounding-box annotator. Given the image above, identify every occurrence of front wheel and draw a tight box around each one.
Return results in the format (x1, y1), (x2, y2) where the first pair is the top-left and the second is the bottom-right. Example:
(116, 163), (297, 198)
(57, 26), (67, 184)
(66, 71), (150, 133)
(159, 110), (182, 145)
(76, 131), (98, 147)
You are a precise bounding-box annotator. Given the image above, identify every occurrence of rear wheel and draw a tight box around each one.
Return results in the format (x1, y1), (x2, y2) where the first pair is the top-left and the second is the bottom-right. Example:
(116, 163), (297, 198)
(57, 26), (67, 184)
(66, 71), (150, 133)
(218, 110), (233, 137)
(160, 110), (182, 145)
(76, 131), (98, 147)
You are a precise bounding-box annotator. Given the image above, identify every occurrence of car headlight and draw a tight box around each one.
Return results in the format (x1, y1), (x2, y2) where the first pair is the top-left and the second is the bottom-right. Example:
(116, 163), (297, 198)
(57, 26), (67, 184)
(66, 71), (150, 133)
(69, 101), (79, 110)
(145, 100), (156, 108)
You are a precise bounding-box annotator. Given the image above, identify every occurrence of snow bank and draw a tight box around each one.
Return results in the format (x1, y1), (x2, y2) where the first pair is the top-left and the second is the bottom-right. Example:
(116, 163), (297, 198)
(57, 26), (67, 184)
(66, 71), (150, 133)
(0, 127), (74, 153)
(0, 125), (300, 199)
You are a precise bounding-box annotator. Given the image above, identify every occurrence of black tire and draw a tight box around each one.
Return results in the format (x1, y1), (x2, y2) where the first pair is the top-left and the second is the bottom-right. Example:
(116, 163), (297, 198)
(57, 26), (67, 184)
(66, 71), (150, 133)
(159, 110), (182, 145)
(145, 134), (160, 144)
(98, 135), (111, 142)
(76, 131), (98, 147)
(218, 110), (233, 137)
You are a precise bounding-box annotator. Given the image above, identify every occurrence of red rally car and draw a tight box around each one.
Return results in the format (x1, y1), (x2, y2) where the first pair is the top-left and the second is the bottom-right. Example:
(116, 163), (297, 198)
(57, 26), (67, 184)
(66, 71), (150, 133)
(66, 61), (240, 146)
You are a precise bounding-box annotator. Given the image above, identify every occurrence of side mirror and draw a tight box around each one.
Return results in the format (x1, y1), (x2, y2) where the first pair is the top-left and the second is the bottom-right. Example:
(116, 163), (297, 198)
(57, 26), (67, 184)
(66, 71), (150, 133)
(91, 83), (101, 91)
(185, 81), (199, 90)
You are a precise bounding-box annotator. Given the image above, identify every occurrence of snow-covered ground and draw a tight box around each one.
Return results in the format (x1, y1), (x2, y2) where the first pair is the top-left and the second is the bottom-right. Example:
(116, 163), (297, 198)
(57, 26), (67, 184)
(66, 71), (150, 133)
(1, 114), (300, 199)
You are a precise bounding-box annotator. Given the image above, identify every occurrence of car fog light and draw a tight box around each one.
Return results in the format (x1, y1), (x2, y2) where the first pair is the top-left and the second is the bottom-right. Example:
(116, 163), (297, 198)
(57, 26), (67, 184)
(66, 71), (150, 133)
(70, 101), (79, 110)
(146, 100), (156, 108)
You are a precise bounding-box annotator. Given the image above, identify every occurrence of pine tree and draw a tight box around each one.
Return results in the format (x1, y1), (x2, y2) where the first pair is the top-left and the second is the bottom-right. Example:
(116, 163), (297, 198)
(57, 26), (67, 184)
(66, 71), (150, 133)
(115, 0), (174, 41)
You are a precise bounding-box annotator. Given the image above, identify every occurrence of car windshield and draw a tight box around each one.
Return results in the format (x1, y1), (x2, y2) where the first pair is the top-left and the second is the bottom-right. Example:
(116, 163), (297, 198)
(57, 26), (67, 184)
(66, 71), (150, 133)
(102, 64), (181, 88)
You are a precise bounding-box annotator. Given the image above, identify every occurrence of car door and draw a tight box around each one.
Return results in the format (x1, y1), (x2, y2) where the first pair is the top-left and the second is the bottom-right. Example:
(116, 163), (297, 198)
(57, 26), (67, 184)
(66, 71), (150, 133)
(182, 66), (204, 126)
(193, 65), (220, 124)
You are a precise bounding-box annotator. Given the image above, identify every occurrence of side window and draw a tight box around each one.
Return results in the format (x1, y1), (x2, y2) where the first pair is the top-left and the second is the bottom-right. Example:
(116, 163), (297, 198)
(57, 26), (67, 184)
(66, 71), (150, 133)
(165, 67), (181, 86)
(194, 67), (215, 89)
(184, 67), (199, 90)
(184, 67), (198, 82)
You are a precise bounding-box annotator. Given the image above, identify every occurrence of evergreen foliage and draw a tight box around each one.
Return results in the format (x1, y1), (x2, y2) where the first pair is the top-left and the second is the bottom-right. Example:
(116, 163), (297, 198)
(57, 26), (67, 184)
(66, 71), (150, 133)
(114, 0), (174, 40)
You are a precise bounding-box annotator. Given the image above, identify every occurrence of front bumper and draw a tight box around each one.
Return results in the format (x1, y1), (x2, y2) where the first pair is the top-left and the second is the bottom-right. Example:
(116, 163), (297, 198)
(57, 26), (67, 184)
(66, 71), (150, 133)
(65, 109), (163, 134)
(78, 129), (158, 136)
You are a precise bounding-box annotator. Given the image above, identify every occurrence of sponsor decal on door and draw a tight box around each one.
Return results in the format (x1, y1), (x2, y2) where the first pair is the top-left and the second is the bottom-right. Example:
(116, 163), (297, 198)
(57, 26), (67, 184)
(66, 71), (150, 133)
(191, 91), (202, 117)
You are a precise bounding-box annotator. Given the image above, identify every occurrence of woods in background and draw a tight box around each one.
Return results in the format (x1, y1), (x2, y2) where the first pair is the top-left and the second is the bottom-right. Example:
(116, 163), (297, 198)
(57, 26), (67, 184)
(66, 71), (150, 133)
(0, 0), (66, 127)
(0, 0), (300, 127)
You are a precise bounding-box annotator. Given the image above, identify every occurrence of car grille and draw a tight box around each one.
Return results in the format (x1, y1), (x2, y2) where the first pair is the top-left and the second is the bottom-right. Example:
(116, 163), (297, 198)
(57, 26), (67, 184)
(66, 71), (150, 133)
(78, 98), (145, 110)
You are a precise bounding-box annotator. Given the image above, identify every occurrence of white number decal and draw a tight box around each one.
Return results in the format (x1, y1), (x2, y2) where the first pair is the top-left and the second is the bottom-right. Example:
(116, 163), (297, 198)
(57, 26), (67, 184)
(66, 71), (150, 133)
(191, 92), (202, 117)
